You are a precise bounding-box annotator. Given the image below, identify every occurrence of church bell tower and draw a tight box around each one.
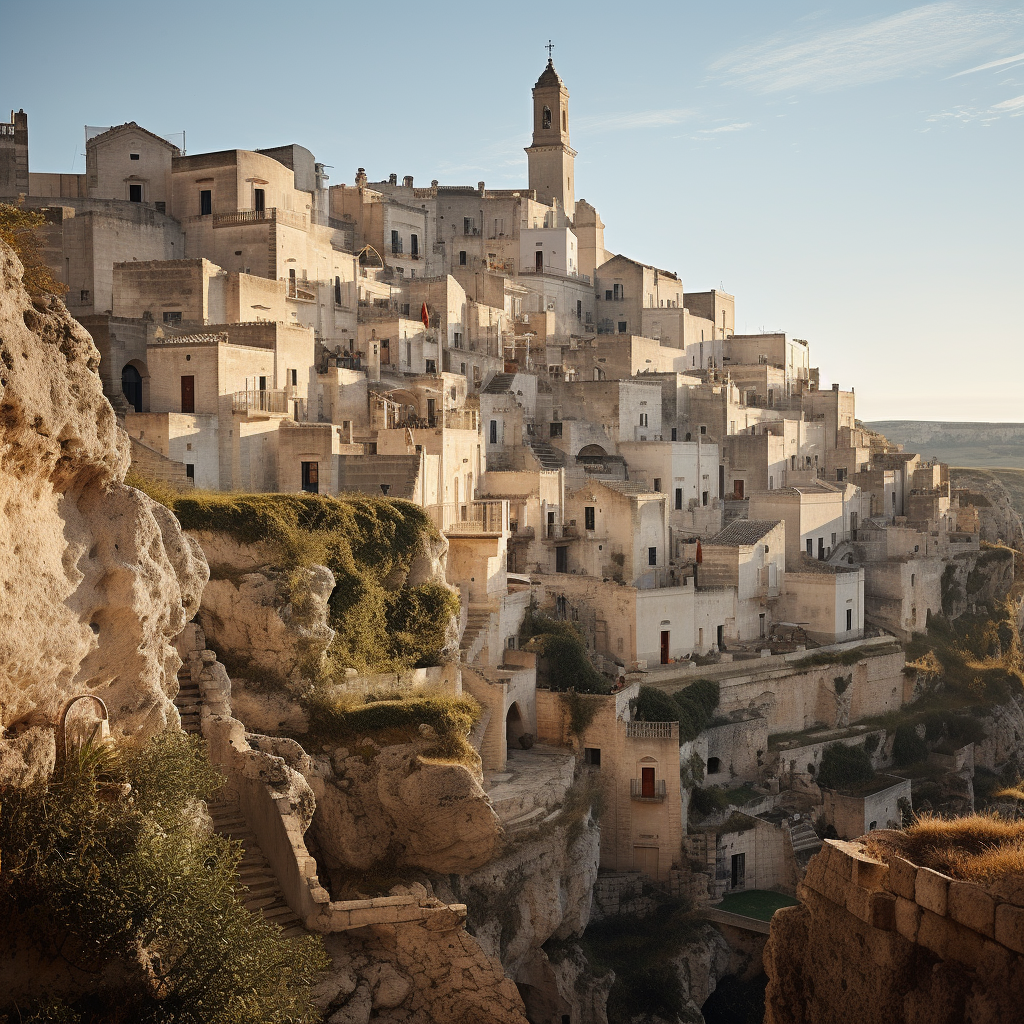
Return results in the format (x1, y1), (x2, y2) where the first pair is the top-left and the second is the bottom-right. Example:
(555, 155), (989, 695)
(525, 57), (576, 217)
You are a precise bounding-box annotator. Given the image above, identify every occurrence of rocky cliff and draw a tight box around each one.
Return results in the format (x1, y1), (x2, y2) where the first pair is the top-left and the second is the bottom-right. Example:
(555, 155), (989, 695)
(764, 837), (1024, 1024)
(0, 240), (207, 786)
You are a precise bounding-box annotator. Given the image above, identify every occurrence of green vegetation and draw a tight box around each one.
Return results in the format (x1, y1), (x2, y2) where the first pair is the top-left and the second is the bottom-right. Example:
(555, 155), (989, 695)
(302, 687), (481, 764)
(0, 733), (327, 1023)
(520, 604), (610, 693)
(0, 200), (68, 298)
(865, 813), (1024, 884)
(630, 680), (721, 744)
(690, 783), (760, 817)
(793, 648), (870, 670)
(577, 893), (705, 1024)
(716, 889), (799, 922)
(130, 489), (459, 674)
(892, 723), (929, 767)
(816, 742), (875, 791)
(558, 688), (604, 738)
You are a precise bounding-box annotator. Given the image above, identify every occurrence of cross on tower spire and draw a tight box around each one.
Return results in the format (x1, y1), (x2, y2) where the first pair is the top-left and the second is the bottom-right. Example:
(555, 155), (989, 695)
(545, 39), (554, 61)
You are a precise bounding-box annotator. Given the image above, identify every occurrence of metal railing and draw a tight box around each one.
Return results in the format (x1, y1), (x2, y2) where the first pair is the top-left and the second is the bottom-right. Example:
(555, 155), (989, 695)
(630, 778), (668, 801)
(232, 389), (289, 414)
(427, 500), (509, 536)
(518, 266), (591, 285)
(625, 721), (677, 739)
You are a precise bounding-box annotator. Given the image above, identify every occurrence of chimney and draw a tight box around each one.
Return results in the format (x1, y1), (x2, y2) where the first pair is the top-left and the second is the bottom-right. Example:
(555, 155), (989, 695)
(832, 383), (839, 391)
(388, 173), (398, 185)
(403, 175), (413, 188)
(478, 181), (486, 194)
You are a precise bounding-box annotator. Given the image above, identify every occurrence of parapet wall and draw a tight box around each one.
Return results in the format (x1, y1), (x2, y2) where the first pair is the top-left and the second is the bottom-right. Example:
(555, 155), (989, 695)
(764, 837), (1024, 1024)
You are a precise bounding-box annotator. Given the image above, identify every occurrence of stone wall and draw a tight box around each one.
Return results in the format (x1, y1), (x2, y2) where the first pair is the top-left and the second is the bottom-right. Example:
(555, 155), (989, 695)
(764, 837), (1024, 1024)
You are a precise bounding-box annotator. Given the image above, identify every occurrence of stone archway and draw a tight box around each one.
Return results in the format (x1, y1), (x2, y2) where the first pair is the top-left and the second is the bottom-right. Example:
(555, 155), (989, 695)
(505, 700), (526, 751)
(121, 359), (148, 412)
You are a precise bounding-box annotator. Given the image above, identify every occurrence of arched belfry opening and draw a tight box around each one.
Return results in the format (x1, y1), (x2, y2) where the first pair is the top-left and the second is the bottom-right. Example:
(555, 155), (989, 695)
(542, 105), (551, 130)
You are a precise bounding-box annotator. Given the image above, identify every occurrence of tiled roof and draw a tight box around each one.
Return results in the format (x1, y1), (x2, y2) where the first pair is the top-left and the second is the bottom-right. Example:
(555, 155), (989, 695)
(707, 520), (782, 546)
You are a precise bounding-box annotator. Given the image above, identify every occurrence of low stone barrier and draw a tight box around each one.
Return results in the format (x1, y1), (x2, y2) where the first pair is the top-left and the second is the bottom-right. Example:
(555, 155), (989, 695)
(190, 646), (467, 934)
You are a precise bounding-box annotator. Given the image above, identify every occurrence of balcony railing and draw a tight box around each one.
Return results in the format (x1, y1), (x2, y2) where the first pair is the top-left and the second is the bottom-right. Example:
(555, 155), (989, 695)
(212, 207), (307, 231)
(231, 389), (289, 414)
(630, 778), (667, 801)
(626, 721), (678, 740)
(518, 266), (591, 285)
(427, 500), (509, 537)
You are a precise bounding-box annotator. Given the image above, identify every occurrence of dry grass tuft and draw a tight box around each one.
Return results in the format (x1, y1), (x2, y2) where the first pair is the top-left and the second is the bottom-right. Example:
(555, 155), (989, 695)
(865, 812), (1024, 883)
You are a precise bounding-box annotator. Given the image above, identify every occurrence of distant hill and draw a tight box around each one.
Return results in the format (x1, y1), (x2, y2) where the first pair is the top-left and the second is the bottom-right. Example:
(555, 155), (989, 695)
(863, 421), (1024, 469)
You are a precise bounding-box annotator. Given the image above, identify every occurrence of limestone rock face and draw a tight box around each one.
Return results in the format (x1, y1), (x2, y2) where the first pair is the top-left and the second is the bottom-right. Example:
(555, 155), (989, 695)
(306, 741), (502, 875)
(974, 697), (1024, 773)
(315, 917), (528, 1024)
(0, 240), (207, 784)
(197, 556), (336, 687)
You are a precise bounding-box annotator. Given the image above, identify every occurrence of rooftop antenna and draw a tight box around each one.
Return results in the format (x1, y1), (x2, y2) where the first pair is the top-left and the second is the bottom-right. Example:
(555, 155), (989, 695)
(546, 39), (554, 60)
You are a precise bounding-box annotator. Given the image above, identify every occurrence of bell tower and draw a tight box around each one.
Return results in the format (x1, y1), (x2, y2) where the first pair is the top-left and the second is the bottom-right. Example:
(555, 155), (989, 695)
(525, 55), (576, 217)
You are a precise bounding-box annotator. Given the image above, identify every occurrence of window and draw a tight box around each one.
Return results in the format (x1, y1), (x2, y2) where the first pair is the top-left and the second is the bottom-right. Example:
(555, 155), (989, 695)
(604, 289), (613, 300)
(162, 311), (182, 324)
(702, 490), (708, 506)
(584, 748), (601, 767)
(130, 152), (140, 160)
(911, 573), (916, 587)
(671, 427), (677, 441)
(576, 300), (582, 320)
(464, 217), (471, 234)
(199, 189), (212, 216)
(489, 420), (498, 444)
(542, 105), (551, 129)
(613, 284), (623, 299)
(391, 230), (401, 254)
(806, 539), (813, 556)
(550, 422), (562, 438)
(585, 506), (595, 531)
(129, 183), (142, 203)
(707, 757), (721, 774)
(301, 461), (319, 494)
(653, 478), (661, 492)
(453, 331), (463, 349)
(562, 108), (567, 131)
(334, 276), (342, 304)
(648, 547), (657, 566)
(618, 322), (627, 334)
(258, 375), (267, 392)
(459, 250), (467, 266)
(847, 609), (853, 631)
(699, 425), (707, 435)
(425, 359), (436, 374)
(639, 413), (648, 427)
(290, 369), (298, 387)
(675, 488), (683, 510)
(254, 188), (265, 213)
(831, 532), (837, 546)
(869, 820), (878, 831)
(837, 467), (847, 482)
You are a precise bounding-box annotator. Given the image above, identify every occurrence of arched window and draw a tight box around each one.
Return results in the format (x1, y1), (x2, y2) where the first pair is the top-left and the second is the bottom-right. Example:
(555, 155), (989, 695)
(542, 105), (551, 129)
(122, 363), (143, 412)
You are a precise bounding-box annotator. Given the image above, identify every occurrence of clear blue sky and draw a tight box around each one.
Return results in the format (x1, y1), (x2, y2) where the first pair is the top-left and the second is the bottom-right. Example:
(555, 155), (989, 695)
(5, 1), (1022, 422)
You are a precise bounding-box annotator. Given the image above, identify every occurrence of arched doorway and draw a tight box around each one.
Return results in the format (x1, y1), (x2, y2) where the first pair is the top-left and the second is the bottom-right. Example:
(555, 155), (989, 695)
(505, 701), (526, 751)
(122, 363), (144, 412)
(576, 443), (607, 460)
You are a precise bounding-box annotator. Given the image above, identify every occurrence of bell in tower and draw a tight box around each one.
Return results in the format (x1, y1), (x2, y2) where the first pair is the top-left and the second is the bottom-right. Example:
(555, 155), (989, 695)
(525, 49), (576, 217)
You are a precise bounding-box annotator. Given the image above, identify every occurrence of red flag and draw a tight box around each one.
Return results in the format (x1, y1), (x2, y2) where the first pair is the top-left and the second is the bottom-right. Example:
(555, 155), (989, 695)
(421, 302), (429, 329)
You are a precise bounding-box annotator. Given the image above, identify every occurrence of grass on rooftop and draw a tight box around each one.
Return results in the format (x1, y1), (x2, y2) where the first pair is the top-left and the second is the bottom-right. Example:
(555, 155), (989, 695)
(716, 889), (799, 922)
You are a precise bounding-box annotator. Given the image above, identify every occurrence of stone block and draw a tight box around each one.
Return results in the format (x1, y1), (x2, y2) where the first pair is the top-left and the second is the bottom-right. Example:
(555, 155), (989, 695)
(846, 882), (873, 924)
(895, 896), (921, 943)
(995, 903), (1024, 955)
(824, 840), (861, 880)
(945, 917), (986, 969)
(947, 880), (995, 938)
(917, 908), (951, 959)
(886, 855), (917, 900)
(852, 855), (888, 892)
(869, 891), (897, 931)
(802, 857), (829, 894)
(915, 866), (950, 916)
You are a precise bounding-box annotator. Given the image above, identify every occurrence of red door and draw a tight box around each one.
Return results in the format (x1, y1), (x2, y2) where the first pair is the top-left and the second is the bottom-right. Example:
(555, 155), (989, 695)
(735, 479), (744, 499)
(641, 767), (656, 798)
(660, 630), (670, 664)
(180, 375), (195, 413)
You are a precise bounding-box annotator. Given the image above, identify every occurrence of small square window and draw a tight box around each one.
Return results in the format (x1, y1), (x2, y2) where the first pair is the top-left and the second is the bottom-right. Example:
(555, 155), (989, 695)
(129, 153), (140, 160)
(584, 748), (601, 767)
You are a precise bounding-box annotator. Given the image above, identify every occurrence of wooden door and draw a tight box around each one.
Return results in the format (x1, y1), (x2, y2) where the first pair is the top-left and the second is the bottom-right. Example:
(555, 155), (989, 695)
(641, 766), (656, 798)
(660, 630), (670, 664)
(180, 375), (195, 413)
(633, 845), (659, 878)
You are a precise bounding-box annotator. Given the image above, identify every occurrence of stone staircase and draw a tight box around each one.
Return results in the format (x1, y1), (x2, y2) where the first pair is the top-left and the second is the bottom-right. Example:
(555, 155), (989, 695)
(207, 798), (307, 938)
(483, 372), (516, 395)
(527, 439), (566, 471)
(788, 818), (823, 856)
(460, 607), (492, 665)
(174, 665), (201, 735)
(174, 661), (305, 938)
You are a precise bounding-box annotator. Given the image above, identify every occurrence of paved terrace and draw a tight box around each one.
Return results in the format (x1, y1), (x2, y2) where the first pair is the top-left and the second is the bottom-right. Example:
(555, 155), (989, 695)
(484, 745), (576, 832)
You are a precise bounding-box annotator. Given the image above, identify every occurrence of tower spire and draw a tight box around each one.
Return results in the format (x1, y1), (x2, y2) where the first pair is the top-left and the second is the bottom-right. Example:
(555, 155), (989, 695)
(545, 39), (554, 61)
